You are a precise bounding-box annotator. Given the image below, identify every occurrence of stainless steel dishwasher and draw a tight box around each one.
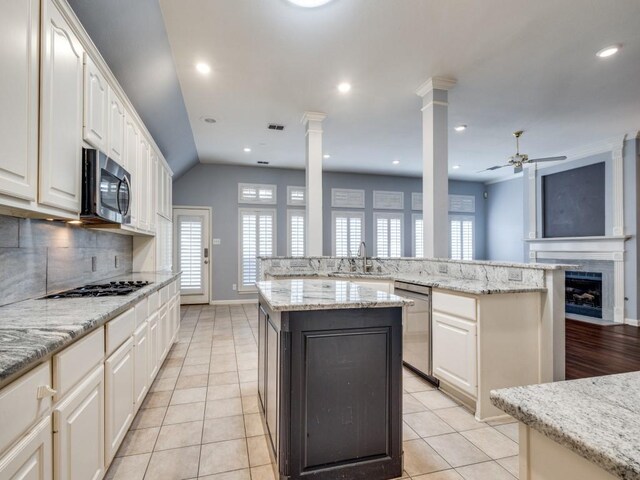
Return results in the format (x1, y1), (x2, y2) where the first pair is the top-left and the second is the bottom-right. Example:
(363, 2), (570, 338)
(394, 281), (438, 386)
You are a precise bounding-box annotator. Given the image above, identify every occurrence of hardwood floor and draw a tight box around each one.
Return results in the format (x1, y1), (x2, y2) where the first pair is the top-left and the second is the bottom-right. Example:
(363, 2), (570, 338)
(566, 319), (640, 380)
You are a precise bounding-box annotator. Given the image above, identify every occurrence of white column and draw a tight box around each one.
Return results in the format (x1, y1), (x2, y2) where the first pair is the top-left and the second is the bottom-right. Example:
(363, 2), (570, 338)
(301, 112), (327, 256)
(416, 77), (456, 258)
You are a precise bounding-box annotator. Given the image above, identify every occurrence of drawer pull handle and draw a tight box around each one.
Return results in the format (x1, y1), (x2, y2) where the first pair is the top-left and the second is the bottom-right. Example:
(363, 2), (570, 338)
(37, 385), (57, 399)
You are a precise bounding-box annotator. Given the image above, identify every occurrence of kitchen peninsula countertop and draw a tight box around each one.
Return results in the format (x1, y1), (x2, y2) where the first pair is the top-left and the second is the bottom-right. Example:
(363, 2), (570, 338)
(256, 279), (413, 312)
(491, 372), (640, 480)
(0, 271), (180, 388)
(264, 271), (548, 295)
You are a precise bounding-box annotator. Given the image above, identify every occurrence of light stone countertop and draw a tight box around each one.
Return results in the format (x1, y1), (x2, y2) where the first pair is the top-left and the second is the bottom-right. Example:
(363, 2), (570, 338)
(491, 372), (640, 480)
(265, 272), (547, 295)
(256, 279), (413, 312)
(0, 272), (180, 388)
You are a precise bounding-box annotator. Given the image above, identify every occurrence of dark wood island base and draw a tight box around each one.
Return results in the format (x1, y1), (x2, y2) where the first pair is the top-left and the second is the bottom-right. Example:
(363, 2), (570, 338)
(257, 297), (404, 480)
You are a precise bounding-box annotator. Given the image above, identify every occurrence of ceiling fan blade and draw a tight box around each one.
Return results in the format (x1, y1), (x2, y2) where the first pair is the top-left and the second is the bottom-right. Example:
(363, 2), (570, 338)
(478, 165), (508, 173)
(529, 156), (568, 163)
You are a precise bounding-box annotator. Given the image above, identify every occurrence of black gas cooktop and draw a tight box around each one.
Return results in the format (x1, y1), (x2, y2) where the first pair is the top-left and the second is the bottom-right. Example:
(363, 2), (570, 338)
(42, 280), (152, 299)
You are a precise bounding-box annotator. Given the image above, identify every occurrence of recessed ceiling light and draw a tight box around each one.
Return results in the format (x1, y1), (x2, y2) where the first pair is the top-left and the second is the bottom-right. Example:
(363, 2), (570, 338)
(68, 220), (83, 225)
(195, 62), (211, 74)
(454, 125), (467, 132)
(243, 147), (252, 153)
(287, 0), (333, 7)
(337, 82), (352, 94)
(596, 45), (620, 58)
(392, 160), (400, 165)
(452, 165), (461, 170)
(323, 154), (331, 159)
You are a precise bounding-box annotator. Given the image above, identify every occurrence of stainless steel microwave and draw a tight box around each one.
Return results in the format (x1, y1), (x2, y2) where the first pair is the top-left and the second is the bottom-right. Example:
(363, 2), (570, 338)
(81, 149), (131, 224)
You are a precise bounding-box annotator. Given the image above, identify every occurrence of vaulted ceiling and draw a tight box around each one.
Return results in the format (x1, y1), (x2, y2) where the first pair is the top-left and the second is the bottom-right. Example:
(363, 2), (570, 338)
(71, 0), (640, 181)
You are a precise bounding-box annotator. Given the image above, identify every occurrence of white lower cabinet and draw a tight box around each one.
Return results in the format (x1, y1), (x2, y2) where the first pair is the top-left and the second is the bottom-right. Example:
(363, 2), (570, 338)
(133, 322), (149, 412)
(158, 305), (169, 363)
(148, 313), (159, 383)
(0, 415), (52, 480)
(104, 337), (134, 464)
(432, 312), (477, 397)
(53, 365), (104, 480)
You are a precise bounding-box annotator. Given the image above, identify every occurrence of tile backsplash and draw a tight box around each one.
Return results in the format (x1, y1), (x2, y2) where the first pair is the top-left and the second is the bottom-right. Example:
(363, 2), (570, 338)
(0, 215), (132, 306)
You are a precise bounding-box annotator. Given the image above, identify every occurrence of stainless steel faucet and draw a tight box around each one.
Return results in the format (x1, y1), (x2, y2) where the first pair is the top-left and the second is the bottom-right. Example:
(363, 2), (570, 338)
(358, 241), (370, 272)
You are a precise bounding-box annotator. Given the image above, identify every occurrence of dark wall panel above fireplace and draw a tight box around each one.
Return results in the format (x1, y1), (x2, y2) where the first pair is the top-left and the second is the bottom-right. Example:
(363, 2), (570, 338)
(542, 162), (606, 238)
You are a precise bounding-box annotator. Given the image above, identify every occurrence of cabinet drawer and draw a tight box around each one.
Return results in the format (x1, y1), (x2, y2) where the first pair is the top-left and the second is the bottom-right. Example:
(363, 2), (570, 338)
(0, 361), (52, 453)
(160, 285), (169, 305)
(432, 291), (477, 321)
(135, 297), (148, 328)
(53, 328), (104, 400)
(106, 308), (135, 356)
(148, 291), (159, 313)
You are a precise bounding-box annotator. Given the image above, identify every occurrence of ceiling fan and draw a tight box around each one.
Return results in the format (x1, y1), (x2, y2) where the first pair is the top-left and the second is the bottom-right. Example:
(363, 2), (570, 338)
(480, 131), (567, 174)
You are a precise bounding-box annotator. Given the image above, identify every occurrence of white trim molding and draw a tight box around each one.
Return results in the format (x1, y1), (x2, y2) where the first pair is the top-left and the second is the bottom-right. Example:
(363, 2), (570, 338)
(415, 76), (457, 96)
(527, 236), (631, 324)
(611, 136), (626, 236)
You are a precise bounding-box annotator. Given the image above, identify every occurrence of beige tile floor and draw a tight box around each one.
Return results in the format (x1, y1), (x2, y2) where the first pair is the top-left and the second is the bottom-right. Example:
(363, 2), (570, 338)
(106, 304), (519, 480)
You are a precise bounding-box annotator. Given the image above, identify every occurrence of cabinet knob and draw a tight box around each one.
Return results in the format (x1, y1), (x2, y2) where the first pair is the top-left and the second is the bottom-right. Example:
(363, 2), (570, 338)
(37, 385), (57, 399)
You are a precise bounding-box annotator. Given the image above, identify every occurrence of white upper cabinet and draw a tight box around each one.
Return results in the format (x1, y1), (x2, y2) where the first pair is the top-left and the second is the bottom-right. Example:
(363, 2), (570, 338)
(39, 0), (84, 213)
(107, 87), (125, 164)
(124, 112), (139, 227)
(83, 53), (108, 151)
(0, 0), (39, 202)
(149, 150), (158, 233)
(137, 136), (150, 231)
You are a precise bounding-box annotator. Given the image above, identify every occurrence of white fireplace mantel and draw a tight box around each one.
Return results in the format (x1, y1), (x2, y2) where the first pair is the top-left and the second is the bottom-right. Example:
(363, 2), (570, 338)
(526, 235), (632, 324)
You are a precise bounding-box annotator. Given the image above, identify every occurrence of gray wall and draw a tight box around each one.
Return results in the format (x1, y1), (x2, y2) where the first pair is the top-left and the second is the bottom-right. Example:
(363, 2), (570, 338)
(173, 164), (487, 302)
(485, 177), (525, 262)
(0, 215), (132, 306)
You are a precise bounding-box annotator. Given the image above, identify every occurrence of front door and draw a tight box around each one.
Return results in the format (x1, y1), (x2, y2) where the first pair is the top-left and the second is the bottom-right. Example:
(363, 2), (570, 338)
(173, 207), (211, 304)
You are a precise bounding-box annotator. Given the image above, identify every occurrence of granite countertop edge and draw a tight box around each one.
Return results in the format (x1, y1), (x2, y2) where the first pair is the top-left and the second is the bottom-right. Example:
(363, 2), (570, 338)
(264, 272), (547, 295)
(490, 380), (640, 480)
(0, 271), (181, 388)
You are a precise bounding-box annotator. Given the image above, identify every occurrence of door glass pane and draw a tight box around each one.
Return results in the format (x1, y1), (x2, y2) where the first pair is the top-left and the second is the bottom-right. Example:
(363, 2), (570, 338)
(178, 215), (203, 293)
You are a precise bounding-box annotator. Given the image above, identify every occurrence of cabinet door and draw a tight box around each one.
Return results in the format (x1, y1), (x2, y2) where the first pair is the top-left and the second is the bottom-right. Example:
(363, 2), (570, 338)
(0, 416), (52, 480)
(123, 113), (138, 227)
(266, 319), (278, 455)
(432, 312), (477, 397)
(257, 306), (266, 411)
(148, 314), (159, 383)
(107, 87), (125, 164)
(149, 150), (158, 234)
(133, 322), (149, 412)
(105, 337), (134, 464)
(39, 0), (84, 213)
(53, 365), (104, 480)
(158, 306), (169, 363)
(137, 137), (150, 231)
(0, 0), (39, 202)
(83, 54), (108, 151)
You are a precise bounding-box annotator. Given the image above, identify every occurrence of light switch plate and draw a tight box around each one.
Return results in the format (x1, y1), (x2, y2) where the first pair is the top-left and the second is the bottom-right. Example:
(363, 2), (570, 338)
(508, 269), (523, 282)
(438, 264), (448, 274)
(212, 238), (221, 245)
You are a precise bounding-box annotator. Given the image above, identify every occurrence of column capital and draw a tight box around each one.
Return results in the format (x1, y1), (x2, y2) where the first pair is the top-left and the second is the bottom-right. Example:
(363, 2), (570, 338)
(416, 76), (457, 97)
(301, 111), (327, 125)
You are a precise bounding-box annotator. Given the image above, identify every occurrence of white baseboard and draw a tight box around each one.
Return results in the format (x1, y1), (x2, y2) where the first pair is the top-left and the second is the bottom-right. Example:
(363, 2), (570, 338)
(210, 299), (258, 306)
(625, 317), (639, 327)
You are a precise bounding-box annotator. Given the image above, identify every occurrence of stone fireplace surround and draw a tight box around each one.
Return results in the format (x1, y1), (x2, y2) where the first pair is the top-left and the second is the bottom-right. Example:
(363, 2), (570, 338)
(527, 236), (629, 324)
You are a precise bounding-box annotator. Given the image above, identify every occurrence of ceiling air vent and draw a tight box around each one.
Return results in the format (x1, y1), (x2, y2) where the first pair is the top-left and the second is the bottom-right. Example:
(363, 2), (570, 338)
(268, 124), (285, 131)
(257, 161), (270, 165)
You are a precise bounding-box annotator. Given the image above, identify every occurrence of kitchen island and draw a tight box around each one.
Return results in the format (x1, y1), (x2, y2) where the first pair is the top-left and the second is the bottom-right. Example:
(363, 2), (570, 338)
(255, 279), (412, 480)
(491, 372), (640, 480)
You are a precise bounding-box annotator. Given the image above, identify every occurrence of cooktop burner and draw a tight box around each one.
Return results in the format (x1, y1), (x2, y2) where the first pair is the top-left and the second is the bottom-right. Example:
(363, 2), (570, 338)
(42, 280), (152, 299)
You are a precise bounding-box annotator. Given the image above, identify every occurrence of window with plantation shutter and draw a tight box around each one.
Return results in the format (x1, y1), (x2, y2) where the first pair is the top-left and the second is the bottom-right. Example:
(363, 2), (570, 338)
(287, 210), (305, 257)
(238, 183), (277, 204)
(177, 215), (204, 293)
(412, 214), (424, 258)
(332, 211), (364, 257)
(287, 186), (306, 206)
(450, 215), (474, 260)
(239, 208), (276, 291)
(374, 212), (403, 258)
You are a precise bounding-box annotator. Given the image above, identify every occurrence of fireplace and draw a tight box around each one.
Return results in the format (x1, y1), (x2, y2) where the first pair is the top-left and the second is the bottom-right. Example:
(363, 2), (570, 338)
(566, 271), (603, 319)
